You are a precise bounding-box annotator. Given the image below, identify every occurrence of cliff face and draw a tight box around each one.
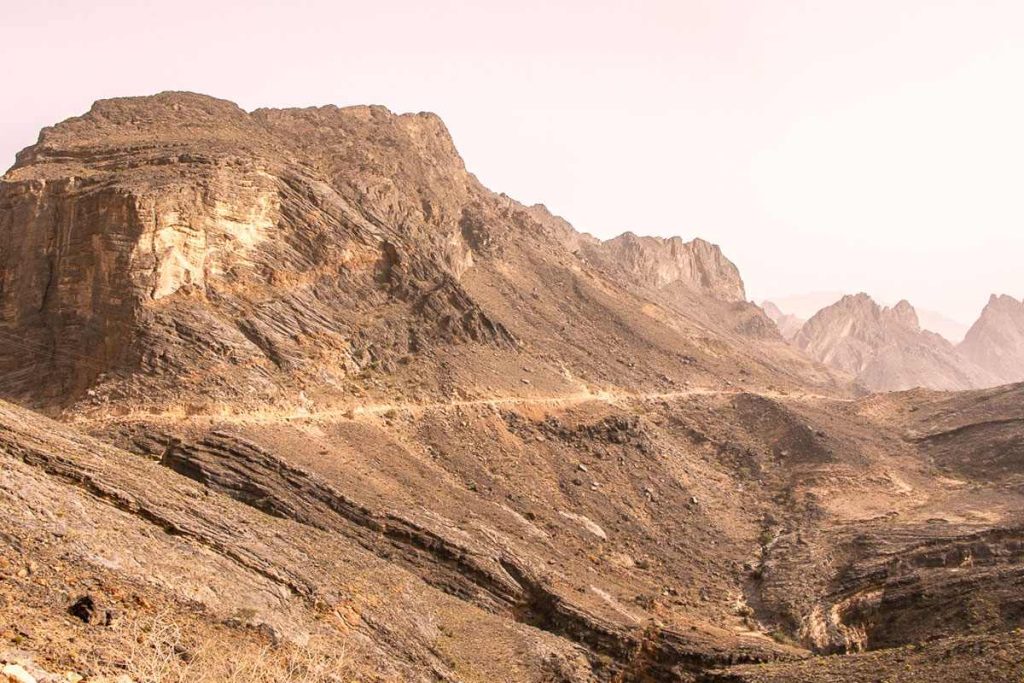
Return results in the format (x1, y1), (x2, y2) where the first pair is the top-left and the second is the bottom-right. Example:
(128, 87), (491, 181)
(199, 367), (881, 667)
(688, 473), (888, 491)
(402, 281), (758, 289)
(592, 232), (746, 302)
(959, 294), (1024, 384)
(793, 294), (998, 391)
(0, 94), (512, 407)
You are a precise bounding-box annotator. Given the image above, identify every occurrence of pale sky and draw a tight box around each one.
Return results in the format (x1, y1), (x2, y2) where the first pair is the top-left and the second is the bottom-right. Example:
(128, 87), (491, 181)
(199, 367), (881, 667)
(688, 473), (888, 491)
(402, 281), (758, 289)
(2, 0), (1022, 323)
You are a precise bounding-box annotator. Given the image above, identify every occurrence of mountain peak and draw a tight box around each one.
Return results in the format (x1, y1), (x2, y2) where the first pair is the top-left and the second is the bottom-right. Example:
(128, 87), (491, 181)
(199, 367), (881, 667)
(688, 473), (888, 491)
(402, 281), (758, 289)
(885, 299), (920, 330)
(795, 293), (993, 391)
(959, 294), (1024, 383)
(596, 232), (746, 301)
(0, 94), (791, 411)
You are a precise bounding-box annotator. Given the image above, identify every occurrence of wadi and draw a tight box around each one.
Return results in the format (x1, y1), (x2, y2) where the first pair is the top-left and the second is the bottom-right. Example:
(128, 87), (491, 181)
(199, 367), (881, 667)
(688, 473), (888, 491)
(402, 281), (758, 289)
(0, 92), (1022, 682)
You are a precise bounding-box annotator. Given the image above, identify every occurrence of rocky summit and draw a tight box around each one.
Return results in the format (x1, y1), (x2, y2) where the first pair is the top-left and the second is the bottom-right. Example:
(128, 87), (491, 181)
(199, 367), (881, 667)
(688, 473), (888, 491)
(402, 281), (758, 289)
(0, 93), (1023, 683)
(795, 294), (959, 391)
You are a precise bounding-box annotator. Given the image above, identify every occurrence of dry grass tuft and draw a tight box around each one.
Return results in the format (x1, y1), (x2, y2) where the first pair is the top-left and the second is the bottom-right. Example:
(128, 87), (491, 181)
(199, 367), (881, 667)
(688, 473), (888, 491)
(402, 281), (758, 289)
(123, 611), (351, 682)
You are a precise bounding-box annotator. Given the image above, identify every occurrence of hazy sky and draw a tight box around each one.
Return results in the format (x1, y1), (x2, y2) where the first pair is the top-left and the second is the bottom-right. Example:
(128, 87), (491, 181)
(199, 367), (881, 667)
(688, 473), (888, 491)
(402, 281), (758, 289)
(3, 1), (1022, 323)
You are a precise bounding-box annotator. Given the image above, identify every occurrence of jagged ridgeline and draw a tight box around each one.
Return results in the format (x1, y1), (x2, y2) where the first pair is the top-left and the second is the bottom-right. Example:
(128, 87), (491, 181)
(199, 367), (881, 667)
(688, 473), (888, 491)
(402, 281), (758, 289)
(793, 293), (1024, 391)
(0, 94), (1023, 683)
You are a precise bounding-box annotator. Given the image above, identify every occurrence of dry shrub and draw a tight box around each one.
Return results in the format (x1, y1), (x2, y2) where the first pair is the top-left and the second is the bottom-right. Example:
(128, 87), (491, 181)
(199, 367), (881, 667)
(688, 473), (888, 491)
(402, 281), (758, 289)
(123, 611), (351, 682)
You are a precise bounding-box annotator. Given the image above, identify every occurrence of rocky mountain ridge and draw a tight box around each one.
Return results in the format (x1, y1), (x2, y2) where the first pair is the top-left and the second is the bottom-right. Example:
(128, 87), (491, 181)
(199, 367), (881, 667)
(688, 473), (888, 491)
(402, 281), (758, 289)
(588, 232), (746, 302)
(782, 293), (1021, 391)
(0, 92), (800, 416)
(1, 92), (1023, 682)
(959, 294), (1024, 384)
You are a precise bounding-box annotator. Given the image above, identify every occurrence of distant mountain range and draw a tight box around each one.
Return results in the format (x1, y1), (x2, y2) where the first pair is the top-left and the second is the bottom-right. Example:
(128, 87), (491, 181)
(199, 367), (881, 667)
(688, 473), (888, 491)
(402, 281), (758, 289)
(763, 292), (1024, 391)
(764, 291), (971, 343)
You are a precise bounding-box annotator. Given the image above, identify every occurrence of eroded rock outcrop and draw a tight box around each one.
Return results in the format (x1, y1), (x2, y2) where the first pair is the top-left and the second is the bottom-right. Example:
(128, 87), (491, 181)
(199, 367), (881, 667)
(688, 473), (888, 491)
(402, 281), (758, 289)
(0, 94), (513, 408)
(1, 92), (836, 416)
(590, 232), (746, 302)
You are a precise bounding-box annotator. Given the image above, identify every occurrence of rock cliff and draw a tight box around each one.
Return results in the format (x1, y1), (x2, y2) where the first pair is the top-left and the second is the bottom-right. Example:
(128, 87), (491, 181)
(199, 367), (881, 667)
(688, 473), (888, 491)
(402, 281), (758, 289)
(0, 93), (509, 408)
(0, 92), (826, 414)
(590, 232), (746, 302)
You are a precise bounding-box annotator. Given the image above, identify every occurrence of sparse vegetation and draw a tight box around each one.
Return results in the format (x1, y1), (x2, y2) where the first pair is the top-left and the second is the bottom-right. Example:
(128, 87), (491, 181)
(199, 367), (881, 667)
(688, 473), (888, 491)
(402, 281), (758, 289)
(124, 612), (350, 683)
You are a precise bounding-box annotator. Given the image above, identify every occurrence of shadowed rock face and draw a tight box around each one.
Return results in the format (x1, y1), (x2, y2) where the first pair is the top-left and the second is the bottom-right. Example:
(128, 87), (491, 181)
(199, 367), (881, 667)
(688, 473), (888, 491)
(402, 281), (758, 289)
(793, 293), (999, 391)
(959, 294), (1024, 384)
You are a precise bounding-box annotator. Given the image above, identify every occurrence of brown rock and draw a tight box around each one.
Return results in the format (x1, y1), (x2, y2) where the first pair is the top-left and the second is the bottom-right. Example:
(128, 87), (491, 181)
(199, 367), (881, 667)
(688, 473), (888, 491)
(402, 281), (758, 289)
(590, 232), (747, 302)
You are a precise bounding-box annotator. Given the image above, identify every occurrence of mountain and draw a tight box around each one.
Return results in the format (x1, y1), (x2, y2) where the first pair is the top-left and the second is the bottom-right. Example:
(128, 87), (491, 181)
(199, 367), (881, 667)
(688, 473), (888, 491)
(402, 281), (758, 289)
(760, 301), (805, 341)
(959, 294), (1024, 384)
(591, 232), (746, 302)
(765, 292), (969, 343)
(1, 93), (1024, 682)
(793, 293), (999, 391)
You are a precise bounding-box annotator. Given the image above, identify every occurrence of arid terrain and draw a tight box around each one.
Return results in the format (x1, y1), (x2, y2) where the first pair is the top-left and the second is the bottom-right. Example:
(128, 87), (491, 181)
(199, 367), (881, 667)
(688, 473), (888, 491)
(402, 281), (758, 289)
(774, 293), (1024, 392)
(1, 93), (1022, 682)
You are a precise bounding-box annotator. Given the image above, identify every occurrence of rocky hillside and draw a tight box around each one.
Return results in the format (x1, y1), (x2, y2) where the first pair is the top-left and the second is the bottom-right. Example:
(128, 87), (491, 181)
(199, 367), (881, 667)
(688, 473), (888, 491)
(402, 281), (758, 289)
(959, 294), (1024, 384)
(0, 92), (829, 416)
(793, 294), (999, 391)
(1, 93), (1024, 682)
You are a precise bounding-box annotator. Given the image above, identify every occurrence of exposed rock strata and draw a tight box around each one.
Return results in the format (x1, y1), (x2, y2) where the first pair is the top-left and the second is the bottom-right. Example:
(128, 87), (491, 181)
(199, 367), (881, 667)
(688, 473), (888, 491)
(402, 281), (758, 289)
(0, 93), (826, 415)
(1, 93), (1023, 682)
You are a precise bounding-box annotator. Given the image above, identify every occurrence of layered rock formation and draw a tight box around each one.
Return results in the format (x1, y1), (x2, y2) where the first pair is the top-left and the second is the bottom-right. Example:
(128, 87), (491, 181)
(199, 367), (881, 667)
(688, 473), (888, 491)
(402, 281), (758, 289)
(959, 294), (1024, 384)
(0, 94), (515, 410)
(588, 232), (746, 302)
(2, 93), (1024, 682)
(793, 294), (999, 391)
(0, 92), (828, 416)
